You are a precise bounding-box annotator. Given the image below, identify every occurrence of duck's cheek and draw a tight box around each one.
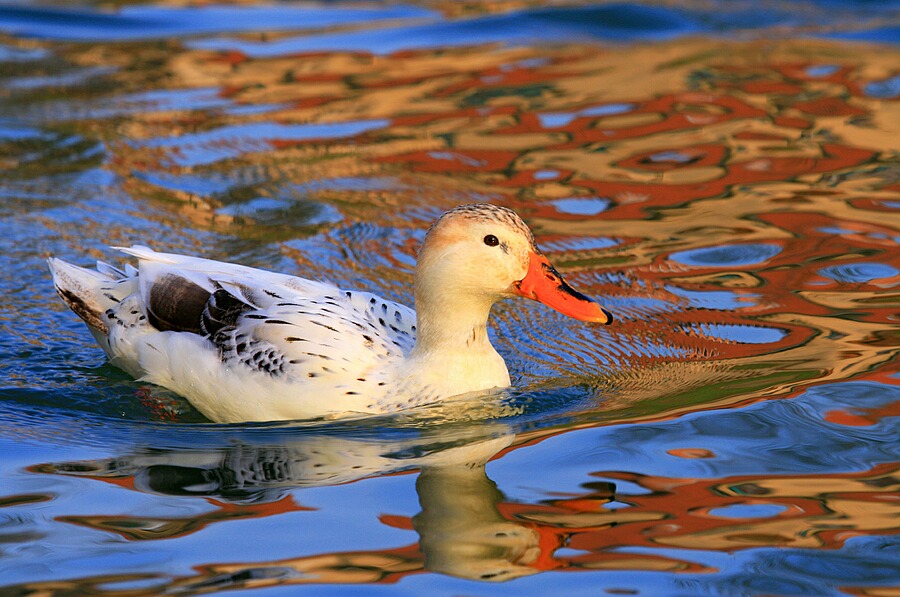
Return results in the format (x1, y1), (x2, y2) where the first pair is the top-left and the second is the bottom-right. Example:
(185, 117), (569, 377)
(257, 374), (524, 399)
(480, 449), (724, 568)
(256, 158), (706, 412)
(496, 259), (529, 295)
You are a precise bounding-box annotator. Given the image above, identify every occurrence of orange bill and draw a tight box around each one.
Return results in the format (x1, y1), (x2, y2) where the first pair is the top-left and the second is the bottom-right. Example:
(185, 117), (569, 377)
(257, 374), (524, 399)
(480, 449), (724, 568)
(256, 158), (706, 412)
(513, 253), (613, 324)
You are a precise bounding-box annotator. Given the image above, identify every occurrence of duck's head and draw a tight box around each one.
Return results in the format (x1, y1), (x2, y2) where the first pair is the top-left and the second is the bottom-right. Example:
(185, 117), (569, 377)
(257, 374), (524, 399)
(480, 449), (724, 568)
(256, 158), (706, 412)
(416, 203), (613, 324)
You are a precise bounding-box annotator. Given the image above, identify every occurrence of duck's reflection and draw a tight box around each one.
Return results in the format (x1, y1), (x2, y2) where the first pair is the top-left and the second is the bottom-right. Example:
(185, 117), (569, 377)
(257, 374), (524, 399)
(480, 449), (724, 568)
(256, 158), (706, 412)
(34, 424), (540, 582)
(414, 463), (540, 581)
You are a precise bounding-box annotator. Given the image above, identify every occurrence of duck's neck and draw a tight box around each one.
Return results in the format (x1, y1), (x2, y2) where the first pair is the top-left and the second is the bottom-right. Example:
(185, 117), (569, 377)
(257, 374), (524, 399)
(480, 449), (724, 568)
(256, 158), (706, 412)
(411, 291), (496, 358)
(406, 287), (511, 394)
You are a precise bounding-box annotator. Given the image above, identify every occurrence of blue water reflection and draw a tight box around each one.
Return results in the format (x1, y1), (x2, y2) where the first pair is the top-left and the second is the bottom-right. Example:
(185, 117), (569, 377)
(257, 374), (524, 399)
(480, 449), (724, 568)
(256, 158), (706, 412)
(0, 123), (48, 140)
(819, 262), (899, 284)
(804, 64), (840, 77)
(0, 4), (435, 41)
(864, 75), (900, 98)
(548, 197), (613, 216)
(666, 286), (757, 310)
(670, 243), (782, 268)
(701, 537), (900, 596)
(538, 103), (635, 128)
(188, 5), (701, 57)
(707, 503), (788, 518)
(3, 2), (895, 48)
(509, 381), (899, 483)
(0, 42), (48, 61)
(133, 171), (235, 196)
(685, 323), (786, 344)
(137, 120), (389, 167)
(5, 66), (116, 90)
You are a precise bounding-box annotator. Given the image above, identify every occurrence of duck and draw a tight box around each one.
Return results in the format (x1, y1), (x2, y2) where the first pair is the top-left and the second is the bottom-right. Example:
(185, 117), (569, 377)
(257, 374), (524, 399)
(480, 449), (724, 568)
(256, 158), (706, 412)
(49, 203), (612, 423)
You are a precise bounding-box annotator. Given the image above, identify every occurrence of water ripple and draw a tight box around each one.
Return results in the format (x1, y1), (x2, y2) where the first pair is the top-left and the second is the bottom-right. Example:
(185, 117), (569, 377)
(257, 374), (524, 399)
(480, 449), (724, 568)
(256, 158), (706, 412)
(137, 120), (389, 167)
(669, 243), (783, 268)
(0, 4), (435, 41)
(819, 262), (899, 285)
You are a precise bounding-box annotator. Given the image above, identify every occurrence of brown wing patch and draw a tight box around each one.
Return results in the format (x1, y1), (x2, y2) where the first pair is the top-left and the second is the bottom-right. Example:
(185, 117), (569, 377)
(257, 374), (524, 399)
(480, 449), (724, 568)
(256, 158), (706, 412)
(146, 274), (210, 334)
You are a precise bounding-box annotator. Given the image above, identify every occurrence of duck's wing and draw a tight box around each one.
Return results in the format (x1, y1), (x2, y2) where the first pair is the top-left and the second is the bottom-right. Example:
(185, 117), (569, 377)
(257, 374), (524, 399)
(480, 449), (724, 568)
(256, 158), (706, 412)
(118, 246), (418, 382)
(116, 245), (336, 330)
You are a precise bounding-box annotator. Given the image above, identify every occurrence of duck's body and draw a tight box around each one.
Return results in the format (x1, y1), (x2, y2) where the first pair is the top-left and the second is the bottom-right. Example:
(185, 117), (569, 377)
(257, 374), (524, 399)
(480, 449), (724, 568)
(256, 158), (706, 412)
(50, 204), (611, 422)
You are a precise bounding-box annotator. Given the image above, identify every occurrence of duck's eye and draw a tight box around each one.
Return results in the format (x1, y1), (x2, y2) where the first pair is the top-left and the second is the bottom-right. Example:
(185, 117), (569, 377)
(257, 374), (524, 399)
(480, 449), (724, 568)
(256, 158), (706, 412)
(483, 234), (500, 247)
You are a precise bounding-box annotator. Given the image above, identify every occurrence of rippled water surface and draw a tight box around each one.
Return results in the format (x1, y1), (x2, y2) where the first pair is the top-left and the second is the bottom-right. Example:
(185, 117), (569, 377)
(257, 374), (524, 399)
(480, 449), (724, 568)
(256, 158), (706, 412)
(1, 1), (899, 594)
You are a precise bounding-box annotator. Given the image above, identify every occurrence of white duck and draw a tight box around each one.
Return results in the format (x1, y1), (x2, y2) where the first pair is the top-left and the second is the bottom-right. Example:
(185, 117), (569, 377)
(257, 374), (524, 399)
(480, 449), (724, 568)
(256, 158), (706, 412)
(49, 203), (612, 422)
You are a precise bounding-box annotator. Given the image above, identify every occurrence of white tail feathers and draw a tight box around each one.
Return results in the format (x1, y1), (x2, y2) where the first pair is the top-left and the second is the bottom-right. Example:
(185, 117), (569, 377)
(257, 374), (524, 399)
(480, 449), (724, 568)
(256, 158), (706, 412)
(48, 257), (137, 333)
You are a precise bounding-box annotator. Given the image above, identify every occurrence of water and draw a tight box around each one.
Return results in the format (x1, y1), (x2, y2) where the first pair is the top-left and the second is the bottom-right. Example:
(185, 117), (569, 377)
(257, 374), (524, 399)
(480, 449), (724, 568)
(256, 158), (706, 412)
(1, 1), (899, 594)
